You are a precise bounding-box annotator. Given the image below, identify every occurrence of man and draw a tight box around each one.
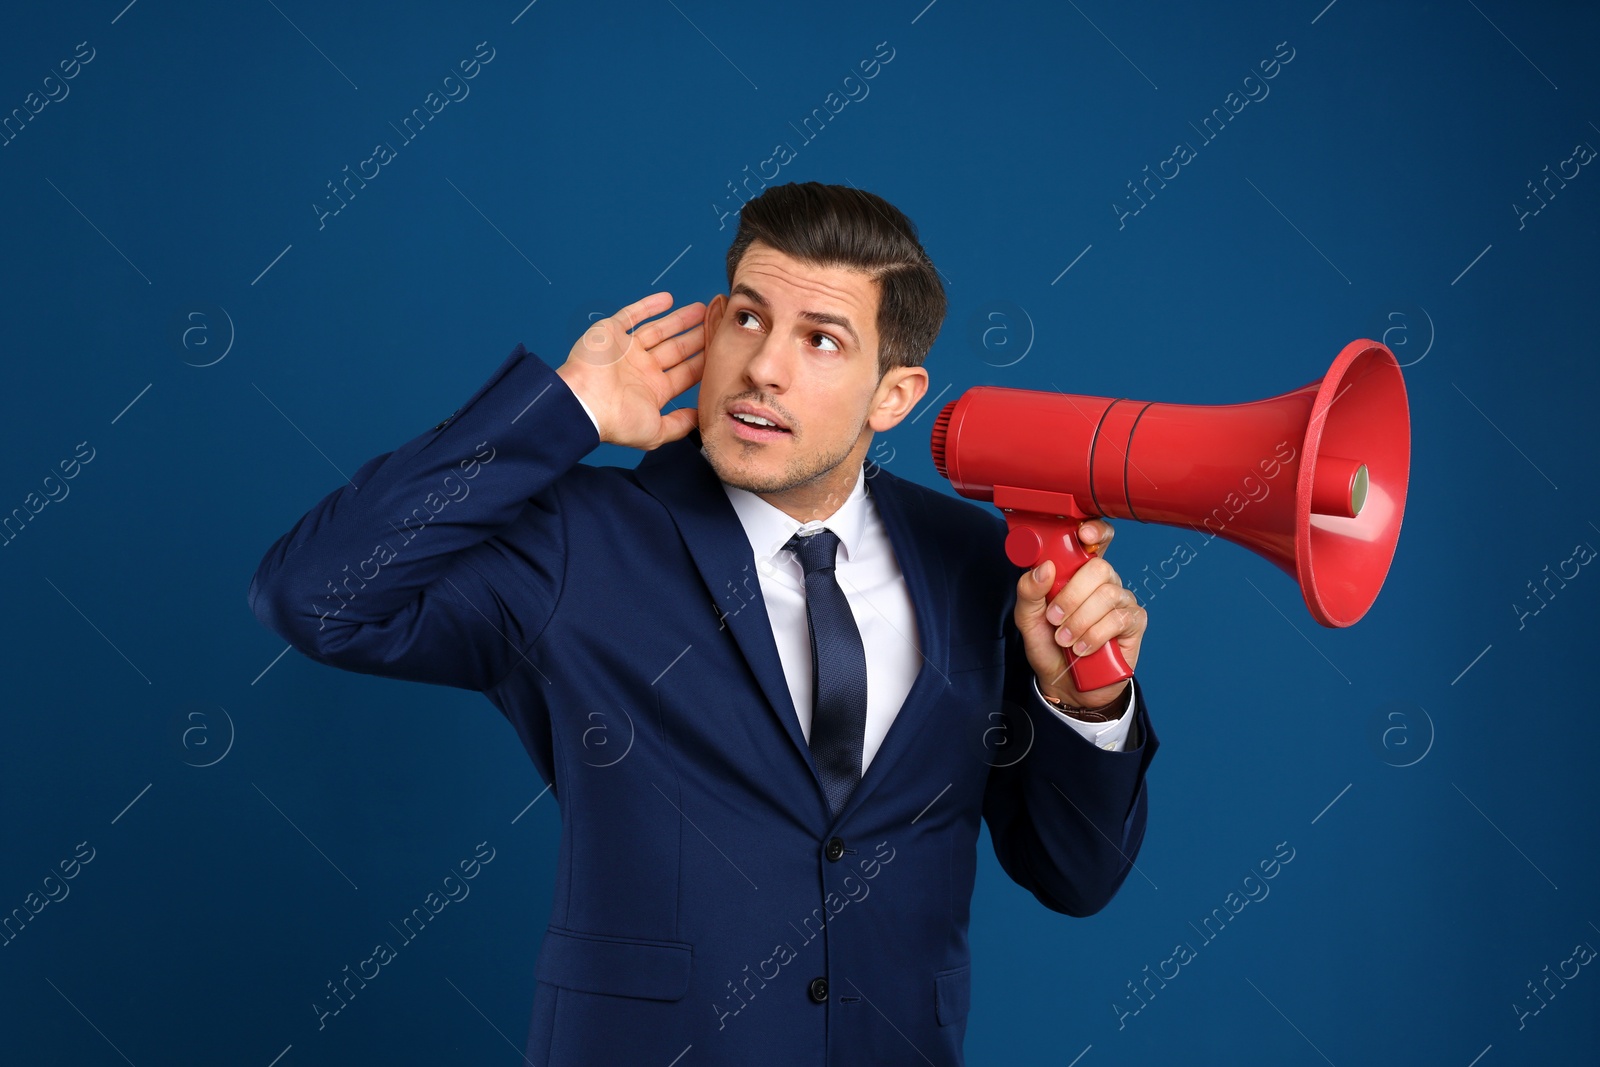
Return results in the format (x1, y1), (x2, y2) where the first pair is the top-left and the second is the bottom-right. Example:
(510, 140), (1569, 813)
(249, 181), (1157, 1066)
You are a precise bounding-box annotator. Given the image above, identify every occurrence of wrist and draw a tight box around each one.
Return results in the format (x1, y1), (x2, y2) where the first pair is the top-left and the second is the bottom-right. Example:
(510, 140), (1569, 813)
(1037, 681), (1128, 722)
(555, 364), (606, 442)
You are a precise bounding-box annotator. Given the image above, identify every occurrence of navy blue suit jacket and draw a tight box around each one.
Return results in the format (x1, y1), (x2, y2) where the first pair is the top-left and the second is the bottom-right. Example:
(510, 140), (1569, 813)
(248, 343), (1158, 1066)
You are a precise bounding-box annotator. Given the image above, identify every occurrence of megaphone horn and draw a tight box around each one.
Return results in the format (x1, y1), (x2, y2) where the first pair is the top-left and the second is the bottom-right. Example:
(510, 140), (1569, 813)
(929, 339), (1411, 693)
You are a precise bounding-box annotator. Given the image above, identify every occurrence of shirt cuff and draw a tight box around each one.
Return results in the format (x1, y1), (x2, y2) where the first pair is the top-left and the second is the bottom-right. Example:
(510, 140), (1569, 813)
(569, 387), (602, 434)
(1032, 674), (1135, 752)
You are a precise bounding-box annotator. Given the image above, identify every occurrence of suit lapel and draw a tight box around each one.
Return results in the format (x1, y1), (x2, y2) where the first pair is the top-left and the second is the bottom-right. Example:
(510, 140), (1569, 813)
(633, 430), (817, 779)
(632, 430), (951, 824)
(838, 460), (949, 821)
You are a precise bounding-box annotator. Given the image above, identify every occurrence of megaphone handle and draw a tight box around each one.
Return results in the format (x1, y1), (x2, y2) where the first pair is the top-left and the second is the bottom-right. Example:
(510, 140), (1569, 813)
(1002, 511), (1135, 694)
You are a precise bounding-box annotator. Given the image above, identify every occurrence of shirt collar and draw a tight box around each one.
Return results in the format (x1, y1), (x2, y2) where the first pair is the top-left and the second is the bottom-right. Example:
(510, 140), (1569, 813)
(704, 444), (870, 567)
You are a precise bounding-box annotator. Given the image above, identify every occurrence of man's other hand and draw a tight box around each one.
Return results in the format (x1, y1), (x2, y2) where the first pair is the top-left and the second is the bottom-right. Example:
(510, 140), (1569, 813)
(1013, 519), (1146, 711)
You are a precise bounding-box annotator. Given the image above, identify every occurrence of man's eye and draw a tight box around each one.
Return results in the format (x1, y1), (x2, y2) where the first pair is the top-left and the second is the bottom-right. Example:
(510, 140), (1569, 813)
(734, 309), (761, 330)
(812, 333), (840, 352)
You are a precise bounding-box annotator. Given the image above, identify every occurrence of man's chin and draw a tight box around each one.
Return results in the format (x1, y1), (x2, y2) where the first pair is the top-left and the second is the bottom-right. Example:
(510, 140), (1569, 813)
(705, 447), (773, 490)
(703, 434), (790, 491)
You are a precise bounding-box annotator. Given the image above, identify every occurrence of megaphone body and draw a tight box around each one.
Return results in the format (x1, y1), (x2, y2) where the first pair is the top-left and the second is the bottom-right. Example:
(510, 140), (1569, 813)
(929, 339), (1410, 693)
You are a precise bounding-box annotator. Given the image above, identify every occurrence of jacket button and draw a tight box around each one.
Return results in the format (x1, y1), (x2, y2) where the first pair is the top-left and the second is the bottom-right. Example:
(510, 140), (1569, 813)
(825, 837), (845, 862)
(808, 977), (829, 1003)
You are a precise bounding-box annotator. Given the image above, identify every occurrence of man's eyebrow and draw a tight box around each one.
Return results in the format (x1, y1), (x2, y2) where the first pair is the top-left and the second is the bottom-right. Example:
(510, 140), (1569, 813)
(730, 283), (860, 348)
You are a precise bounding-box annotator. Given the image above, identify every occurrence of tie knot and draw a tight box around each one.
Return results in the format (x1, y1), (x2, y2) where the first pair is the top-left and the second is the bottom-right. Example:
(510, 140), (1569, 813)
(785, 528), (841, 576)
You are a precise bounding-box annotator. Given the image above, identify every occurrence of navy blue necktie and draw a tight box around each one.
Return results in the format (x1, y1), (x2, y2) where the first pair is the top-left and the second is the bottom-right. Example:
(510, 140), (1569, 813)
(785, 528), (867, 818)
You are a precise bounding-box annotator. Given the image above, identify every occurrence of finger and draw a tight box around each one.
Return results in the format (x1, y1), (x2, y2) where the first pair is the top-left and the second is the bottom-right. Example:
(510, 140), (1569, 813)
(1065, 591), (1142, 657)
(1015, 564), (1070, 677)
(661, 343), (705, 396)
(583, 295), (672, 360)
(643, 308), (707, 367)
(1060, 583), (1138, 654)
(1078, 518), (1114, 554)
(656, 323), (706, 369)
(610, 292), (675, 337)
(1014, 558), (1056, 621)
(654, 404), (700, 446)
(639, 304), (707, 360)
(1043, 556), (1115, 626)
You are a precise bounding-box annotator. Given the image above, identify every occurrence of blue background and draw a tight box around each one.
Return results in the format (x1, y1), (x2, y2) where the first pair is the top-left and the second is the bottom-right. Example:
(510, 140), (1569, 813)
(2, 1), (1596, 1064)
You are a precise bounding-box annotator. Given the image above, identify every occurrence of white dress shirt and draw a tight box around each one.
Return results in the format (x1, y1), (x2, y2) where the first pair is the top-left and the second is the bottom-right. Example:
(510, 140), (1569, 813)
(565, 393), (1134, 768)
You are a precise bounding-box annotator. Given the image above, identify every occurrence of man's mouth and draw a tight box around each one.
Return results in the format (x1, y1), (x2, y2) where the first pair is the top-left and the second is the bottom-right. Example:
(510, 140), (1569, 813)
(727, 410), (791, 439)
(731, 412), (787, 429)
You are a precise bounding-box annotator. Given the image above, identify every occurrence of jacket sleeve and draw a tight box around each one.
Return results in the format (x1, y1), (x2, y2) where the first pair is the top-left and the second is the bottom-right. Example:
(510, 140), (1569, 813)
(980, 569), (1160, 917)
(246, 344), (598, 691)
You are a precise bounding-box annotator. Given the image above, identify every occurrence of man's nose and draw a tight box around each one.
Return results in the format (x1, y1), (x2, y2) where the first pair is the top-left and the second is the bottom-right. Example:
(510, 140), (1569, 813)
(743, 332), (791, 392)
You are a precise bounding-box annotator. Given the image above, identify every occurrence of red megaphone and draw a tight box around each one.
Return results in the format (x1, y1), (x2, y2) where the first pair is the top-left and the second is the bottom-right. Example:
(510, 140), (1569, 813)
(929, 339), (1411, 694)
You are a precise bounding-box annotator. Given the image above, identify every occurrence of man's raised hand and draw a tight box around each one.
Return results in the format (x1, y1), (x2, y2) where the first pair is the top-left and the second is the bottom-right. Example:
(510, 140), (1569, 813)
(555, 292), (706, 450)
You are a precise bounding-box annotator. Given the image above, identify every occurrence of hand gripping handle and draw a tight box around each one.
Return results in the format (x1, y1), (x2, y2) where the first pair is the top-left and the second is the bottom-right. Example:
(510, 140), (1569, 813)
(1003, 510), (1134, 694)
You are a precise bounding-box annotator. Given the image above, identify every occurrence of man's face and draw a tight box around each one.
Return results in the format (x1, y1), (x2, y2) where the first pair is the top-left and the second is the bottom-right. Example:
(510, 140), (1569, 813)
(697, 242), (927, 520)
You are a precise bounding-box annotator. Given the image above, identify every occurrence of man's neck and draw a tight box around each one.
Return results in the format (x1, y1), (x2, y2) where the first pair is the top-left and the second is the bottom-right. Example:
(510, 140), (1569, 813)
(704, 435), (870, 525)
(759, 445), (869, 524)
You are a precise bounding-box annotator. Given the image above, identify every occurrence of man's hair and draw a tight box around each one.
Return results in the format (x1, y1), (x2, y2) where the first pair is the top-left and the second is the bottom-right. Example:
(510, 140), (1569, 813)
(723, 182), (946, 378)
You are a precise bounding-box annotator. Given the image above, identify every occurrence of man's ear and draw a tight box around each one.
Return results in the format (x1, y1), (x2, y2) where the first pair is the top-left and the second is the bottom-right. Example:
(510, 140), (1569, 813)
(867, 367), (929, 432)
(703, 292), (727, 342)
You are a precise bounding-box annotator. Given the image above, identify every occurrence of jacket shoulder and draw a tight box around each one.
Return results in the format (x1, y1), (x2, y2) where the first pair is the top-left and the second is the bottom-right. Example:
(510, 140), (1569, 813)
(868, 463), (1009, 555)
